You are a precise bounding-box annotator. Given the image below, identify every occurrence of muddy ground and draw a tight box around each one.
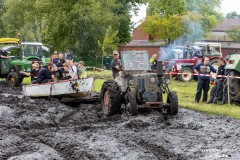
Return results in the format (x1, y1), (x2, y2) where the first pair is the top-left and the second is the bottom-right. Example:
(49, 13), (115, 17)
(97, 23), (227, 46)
(0, 81), (240, 160)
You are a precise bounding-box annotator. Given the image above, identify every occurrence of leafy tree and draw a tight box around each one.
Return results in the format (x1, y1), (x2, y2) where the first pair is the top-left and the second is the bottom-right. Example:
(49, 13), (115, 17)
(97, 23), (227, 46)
(227, 27), (240, 41)
(147, 0), (187, 16)
(98, 25), (119, 67)
(226, 11), (240, 19)
(144, 0), (223, 44)
(98, 25), (120, 56)
(186, 0), (223, 34)
(0, 0), (5, 37)
(0, 0), (143, 55)
(142, 14), (187, 44)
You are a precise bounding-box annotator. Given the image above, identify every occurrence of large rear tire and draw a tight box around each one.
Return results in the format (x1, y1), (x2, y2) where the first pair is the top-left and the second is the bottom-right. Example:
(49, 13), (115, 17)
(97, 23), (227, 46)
(6, 72), (19, 87)
(229, 70), (240, 103)
(179, 67), (193, 82)
(166, 91), (178, 115)
(211, 60), (219, 71)
(100, 80), (122, 116)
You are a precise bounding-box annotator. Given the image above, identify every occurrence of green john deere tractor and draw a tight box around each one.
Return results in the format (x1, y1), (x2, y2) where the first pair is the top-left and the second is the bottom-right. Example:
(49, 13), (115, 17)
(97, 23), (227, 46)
(100, 50), (178, 116)
(0, 38), (50, 86)
(225, 54), (240, 104)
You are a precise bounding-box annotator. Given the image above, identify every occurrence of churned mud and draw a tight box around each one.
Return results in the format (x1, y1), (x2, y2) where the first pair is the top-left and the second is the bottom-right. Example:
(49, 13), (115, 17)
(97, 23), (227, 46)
(0, 82), (240, 160)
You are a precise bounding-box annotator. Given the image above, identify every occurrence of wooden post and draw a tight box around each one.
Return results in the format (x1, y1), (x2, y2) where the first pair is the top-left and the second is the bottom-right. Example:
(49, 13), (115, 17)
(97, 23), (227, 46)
(227, 76), (230, 106)
(93, 67), (96, 92)
(170, 73), (173, 91)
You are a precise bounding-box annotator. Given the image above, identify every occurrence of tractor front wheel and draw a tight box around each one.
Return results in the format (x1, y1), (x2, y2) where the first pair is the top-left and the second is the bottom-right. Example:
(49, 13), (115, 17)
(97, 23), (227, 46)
(100, 80), (122, 116)
(6, 72), (20, 87)
(166, 91), (178, 115)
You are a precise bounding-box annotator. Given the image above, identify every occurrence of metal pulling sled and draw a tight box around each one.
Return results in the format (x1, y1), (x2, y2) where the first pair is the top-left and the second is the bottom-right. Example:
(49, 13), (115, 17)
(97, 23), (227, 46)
(23, 77), (100, 103)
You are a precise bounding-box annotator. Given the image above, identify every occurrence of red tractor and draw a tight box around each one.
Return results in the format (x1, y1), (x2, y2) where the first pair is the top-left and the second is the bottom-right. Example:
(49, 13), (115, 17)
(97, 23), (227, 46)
(163, 42), (222, 82)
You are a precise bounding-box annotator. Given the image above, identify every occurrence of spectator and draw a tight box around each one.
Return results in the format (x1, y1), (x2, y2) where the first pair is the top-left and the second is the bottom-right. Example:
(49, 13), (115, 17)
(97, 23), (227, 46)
(78, 61), (87, 78)
(207, 57), (226, 104)
(111, 51), (121, 79)
(61, 59), (78, 80)
(150, 54), (157, 72)
(20, 63), (40, 82)
(50, 50), (58, 63)
(57, 53), (66, 67)
(32, 63), (55, 84)
(193, 57), (216, 103)
(52, 63), (63, 81)
(52, 53), (59, 66)
(66, 50), (74, 61)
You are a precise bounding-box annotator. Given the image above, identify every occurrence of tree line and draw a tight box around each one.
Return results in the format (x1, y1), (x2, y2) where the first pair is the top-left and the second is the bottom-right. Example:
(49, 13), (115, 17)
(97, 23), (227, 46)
(0, 0), (239, 58)
(0, 0), (140, 56)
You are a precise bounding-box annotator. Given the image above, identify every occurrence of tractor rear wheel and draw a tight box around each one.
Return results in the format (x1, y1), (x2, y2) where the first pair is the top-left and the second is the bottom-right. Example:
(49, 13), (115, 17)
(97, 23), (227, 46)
(100, 80), (122, 116)
(166, 91), (178, 115)
(211, 60), (219, 71)
(6, 72), (19, 87)
(127, 93), (138, 116)
(179, 67), (193, 82)
(229, 70), (240, 103)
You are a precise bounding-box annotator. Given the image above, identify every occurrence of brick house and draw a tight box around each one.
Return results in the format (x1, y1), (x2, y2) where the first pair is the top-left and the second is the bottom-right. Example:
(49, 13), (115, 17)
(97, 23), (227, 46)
(121, 19), (240, 57)
(120, 26), (164, 57)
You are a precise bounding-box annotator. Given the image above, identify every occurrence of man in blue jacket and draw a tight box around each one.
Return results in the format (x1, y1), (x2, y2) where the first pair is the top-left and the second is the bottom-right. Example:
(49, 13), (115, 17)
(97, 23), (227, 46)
(193, 57), (216, 103)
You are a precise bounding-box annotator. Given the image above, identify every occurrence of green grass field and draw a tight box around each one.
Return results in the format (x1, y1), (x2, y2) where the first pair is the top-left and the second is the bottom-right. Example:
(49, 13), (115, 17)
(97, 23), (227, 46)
(170, 81), (240, 119)
(20, 70), (240, 119)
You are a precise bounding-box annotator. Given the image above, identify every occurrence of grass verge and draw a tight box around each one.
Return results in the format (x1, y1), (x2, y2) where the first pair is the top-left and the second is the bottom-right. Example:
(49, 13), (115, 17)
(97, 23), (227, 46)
(171, 81), (240, 119)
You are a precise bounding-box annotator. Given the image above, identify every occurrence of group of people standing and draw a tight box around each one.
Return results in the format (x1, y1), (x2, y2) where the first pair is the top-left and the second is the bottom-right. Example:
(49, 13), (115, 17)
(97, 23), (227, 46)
(20, 50), (87, 84)
(194, 56), (227, 105)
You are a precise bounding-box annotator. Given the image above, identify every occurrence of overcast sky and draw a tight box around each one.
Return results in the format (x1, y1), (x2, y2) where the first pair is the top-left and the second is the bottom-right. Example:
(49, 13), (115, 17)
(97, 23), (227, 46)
(131, 0), (240, 26)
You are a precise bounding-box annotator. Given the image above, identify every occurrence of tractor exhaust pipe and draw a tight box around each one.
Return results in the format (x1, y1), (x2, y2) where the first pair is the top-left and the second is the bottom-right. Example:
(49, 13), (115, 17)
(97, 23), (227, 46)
(157, 61), (164, 77)
(157, 61), (164, 87)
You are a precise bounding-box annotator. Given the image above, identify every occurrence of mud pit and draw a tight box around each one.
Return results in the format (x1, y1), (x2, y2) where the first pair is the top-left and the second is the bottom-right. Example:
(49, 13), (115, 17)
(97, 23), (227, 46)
(0, 81), (240, 160)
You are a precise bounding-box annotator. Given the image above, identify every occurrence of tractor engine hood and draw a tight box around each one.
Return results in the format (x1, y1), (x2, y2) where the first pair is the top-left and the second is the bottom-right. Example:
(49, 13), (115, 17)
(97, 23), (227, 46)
(131, 73), (159, 102)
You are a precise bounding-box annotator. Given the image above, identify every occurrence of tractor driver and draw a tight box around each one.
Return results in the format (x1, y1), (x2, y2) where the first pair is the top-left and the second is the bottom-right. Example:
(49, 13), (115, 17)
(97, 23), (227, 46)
(0, 49), (9, 59)
(111, 51), (122, 79)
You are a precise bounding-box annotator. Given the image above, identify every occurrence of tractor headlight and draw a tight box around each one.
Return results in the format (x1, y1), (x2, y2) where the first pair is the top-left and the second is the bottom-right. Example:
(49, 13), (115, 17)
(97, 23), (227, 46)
(150, 76), (156, 83)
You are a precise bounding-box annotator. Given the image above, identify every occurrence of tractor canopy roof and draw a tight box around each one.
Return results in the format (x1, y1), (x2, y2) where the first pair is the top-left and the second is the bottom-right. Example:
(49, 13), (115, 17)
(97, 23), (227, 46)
(21, 42), (43, 45)
(121, 50), (151, 71)
(0, 38), (20, 44)
(194, 42), (221, 48)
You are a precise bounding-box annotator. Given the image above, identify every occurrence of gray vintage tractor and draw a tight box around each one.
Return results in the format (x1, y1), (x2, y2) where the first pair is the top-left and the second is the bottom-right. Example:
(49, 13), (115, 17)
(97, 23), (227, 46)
(100, 50), (178, 116)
